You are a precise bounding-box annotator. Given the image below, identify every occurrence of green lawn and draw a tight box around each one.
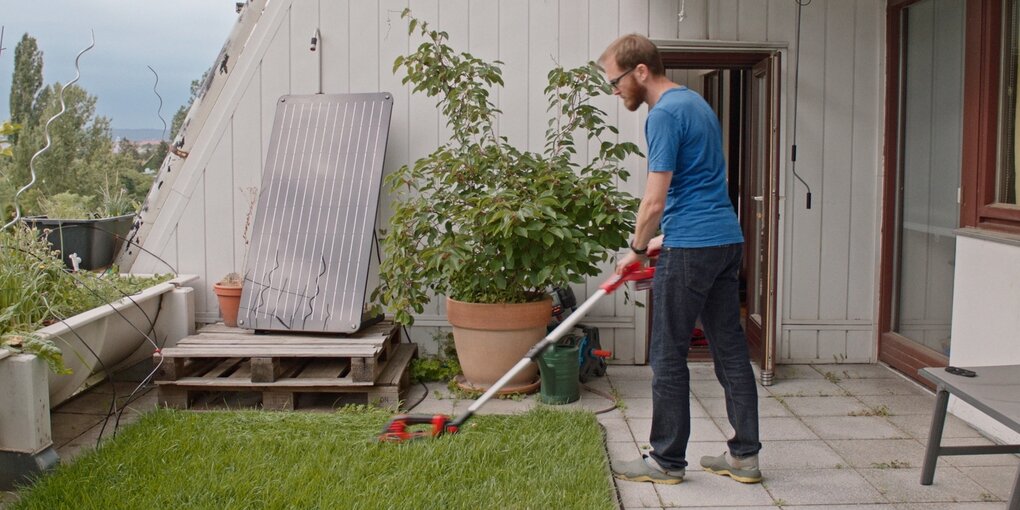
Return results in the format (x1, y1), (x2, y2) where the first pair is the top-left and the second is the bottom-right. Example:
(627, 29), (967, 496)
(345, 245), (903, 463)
(13, 407), (616, 510)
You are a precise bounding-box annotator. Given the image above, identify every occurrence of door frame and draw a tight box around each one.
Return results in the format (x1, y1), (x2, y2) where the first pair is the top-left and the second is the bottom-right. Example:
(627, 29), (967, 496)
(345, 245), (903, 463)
(879, 0), (953, 387)
(653, 41), (786, 385)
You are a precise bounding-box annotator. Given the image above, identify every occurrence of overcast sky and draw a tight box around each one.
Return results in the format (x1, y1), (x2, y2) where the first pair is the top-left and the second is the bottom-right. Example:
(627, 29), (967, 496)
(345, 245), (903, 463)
(0, 1), (239, 133)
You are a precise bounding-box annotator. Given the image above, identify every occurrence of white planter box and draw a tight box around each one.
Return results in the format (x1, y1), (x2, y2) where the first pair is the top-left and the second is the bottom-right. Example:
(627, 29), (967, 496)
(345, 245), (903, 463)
(40, 274), (198, 406)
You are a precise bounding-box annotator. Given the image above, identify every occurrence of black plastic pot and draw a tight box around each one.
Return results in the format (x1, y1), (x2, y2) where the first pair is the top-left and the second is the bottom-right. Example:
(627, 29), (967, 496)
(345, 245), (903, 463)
(24, 214), (135, 270)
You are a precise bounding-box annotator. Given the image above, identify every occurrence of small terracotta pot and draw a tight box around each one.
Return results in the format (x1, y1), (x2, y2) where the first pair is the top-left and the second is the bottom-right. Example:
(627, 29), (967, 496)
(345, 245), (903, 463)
(213, 283), (243, 327)
(446, 296), (552, 391)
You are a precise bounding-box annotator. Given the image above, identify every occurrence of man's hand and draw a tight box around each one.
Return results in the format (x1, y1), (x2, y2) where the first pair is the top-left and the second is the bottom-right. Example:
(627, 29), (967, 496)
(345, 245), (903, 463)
(615, 250), (646, 275)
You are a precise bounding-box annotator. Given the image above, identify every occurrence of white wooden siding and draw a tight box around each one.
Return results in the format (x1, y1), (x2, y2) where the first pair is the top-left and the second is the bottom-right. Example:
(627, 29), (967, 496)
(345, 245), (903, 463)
(129, 0), (885, 364)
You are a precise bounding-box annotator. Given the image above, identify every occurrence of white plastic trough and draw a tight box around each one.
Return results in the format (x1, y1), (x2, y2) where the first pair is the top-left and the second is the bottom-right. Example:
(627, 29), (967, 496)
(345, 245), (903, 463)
(40, 274), (198, 406)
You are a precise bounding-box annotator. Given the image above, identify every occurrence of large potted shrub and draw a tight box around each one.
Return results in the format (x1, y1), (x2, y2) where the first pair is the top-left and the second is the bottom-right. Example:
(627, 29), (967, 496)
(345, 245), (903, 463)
(373, 10), (639, 391)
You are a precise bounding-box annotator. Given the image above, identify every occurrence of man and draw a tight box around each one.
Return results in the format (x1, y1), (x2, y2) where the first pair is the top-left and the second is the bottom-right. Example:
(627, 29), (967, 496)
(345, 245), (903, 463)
(600, 34), (762, 485)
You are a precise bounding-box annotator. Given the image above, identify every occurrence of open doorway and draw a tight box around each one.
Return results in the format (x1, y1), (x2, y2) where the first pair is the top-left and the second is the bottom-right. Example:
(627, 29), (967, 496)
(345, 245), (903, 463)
(647, 48), (782, 385)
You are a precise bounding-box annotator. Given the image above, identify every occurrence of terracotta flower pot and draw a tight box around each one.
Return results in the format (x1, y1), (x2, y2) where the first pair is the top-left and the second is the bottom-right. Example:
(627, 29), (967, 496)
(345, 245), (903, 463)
(446, 296), (551, 392)
(213, 283), (243, 327)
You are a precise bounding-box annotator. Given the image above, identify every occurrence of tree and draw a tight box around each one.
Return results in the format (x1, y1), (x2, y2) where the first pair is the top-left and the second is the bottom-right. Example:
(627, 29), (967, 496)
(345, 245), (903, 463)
(5, 83), (118, 214)
(170, 72), (208, 139)
(9, 34), (44, 135)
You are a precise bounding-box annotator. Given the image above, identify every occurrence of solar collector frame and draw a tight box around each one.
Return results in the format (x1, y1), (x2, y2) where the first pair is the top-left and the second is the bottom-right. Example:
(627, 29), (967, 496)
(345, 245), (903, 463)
(239, 93), (393, 333)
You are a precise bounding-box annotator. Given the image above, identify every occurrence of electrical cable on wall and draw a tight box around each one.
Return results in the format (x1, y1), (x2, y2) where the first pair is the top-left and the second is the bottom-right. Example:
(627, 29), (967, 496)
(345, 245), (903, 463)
(791, 0), (813, 209)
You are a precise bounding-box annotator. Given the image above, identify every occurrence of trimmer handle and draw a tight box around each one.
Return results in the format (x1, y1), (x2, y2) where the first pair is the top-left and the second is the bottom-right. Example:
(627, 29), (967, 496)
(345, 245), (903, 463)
(600, 248), (660, 293)
(379, 414), (458, 442)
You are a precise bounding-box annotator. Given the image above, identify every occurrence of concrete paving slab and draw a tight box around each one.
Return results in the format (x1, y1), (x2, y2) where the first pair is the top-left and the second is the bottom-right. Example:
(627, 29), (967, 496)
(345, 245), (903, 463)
(887, 414), (985, 439)
(766, 379), (848, 397)
(613, 378), (656, 398)
(628, 418), (727, 445)
(782, 506), (900, 510)
(698, 396), (793, 418)
(619, 398), (708, 419)
(781, 396), (871, 417)
(761, 467), (888, 505)
(858, 466), (991, 504)
(759, 439), (846, 469)
(734, 416), (820, 441)
(600, 418), (636, 443)
(813, 363), (901, 379)
(826, 438), (936, 469)
(655, 471), (774, 507)
(955, 465), (1019, 503)
(609, 365), (654, 380)
(895, 503), (1006, 509)
(664, 507), (778, 510)
(615, 479), (663, 508)
(838, 378), (930, 396)
(858, 394), (938, 416)
(774, 364), (825, 380)
(801, 416), (909, 440)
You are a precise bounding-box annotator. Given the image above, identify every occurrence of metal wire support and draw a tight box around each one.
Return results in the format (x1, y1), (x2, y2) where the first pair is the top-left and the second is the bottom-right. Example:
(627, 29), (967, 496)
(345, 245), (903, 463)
(3, 30), (96, 231)
(147, 65), (167, 141)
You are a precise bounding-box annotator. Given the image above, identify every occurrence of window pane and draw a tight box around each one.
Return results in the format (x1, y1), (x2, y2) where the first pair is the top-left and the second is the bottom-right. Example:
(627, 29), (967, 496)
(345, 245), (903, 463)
(998, 0), (1019, 205)
(894, 0), (964, 356)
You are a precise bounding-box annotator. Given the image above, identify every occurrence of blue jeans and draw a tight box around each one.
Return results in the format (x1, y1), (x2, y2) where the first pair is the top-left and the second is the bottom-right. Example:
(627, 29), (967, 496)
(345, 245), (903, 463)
(647, 244), (761, 470)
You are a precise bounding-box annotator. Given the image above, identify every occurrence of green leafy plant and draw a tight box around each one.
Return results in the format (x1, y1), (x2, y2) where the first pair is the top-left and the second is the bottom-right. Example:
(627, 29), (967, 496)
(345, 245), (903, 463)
(0, 121), (19, 158)
(373, 9), (640, 325)
(0, 225), (170, 372)
(410, 357), (462, 384)
(37, 192), (94, 219)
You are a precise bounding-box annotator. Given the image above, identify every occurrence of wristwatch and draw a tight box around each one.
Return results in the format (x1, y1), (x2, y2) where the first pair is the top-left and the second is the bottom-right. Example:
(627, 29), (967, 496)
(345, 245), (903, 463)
(630, 241), (648, 255)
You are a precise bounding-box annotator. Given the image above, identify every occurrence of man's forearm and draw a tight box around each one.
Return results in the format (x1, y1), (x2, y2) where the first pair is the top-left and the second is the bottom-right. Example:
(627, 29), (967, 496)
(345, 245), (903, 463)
(631, 197), (663, 250)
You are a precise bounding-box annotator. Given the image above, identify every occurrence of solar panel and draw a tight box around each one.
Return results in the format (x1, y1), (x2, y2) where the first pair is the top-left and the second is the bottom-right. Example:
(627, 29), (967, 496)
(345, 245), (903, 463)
(238, 93), (393, 333)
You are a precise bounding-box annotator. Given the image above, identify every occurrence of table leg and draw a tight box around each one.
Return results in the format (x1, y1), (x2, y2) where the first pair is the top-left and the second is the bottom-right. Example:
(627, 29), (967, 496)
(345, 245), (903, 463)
(921, 388), (950, 486)
(1008, 464), (1019, 510)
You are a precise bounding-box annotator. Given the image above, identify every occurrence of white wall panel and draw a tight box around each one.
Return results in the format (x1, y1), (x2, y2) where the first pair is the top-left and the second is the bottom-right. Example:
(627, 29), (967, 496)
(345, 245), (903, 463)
(233, 77), (263, 274)
(650, 0), (679, 39)
(677, 0), (708, 39)
(180, 186), (207, 317)
(320, 0), (351, 94)
(709, 0), (739, 40)
(785, 0), (825, 322)
(290, 1), (320, 94)
(818, 0), (854, 321)
(528, 0), (559, 153)
(737, 0), (768, 42)
(498, 0), (529, 149)
(847, 0), (880, 324)
(349, 1), (380, 93)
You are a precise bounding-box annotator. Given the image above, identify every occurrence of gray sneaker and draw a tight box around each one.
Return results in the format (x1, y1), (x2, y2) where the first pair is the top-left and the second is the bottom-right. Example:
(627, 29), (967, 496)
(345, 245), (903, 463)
(700, 452), (762, 483)
(613, 454), (685, 484)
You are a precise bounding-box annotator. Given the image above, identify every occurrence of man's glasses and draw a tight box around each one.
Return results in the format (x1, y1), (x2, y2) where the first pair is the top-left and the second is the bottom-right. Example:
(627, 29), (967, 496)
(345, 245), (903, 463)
(608, 67), (635, 89)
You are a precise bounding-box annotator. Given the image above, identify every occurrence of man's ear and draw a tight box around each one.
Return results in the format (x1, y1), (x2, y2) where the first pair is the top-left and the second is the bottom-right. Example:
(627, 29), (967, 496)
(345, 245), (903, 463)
(635, 63), (649, 81)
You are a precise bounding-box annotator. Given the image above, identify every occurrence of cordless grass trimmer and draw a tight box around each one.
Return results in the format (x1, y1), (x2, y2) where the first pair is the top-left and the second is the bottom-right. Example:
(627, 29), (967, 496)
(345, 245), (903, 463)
(379, 252), (657, 443)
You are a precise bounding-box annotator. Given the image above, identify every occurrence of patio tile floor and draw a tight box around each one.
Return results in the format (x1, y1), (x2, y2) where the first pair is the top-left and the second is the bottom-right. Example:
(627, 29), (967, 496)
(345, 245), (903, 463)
(5, 360), (1017, 509)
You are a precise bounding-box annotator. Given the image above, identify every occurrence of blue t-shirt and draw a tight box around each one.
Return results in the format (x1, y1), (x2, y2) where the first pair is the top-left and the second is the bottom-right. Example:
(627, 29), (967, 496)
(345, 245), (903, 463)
(645, 87), (743, 248)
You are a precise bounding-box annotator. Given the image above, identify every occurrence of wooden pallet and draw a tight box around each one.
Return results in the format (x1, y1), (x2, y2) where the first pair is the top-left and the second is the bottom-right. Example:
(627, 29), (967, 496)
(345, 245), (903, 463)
(154, 321), (415, 410)
(156, 321), (400, 384)
(156, 343), (417, 411)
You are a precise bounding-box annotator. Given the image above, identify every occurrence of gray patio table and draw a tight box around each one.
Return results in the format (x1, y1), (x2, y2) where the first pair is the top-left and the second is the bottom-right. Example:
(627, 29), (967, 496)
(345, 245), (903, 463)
(919, 365), (1020, 510)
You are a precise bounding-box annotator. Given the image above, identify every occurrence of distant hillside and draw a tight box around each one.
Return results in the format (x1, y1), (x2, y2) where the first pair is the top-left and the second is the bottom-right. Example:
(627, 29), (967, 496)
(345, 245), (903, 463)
(112, 128), (169, 142)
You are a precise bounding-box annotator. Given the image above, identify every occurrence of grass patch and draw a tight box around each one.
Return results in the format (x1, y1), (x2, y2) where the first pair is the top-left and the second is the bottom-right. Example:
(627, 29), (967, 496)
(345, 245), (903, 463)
(13, 407), (615, 510)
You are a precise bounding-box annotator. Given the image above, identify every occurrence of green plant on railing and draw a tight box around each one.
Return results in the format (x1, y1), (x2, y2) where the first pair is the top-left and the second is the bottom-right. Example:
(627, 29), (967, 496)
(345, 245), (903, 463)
(0, 225), (170, 373)
(373, 9), (640, 325)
